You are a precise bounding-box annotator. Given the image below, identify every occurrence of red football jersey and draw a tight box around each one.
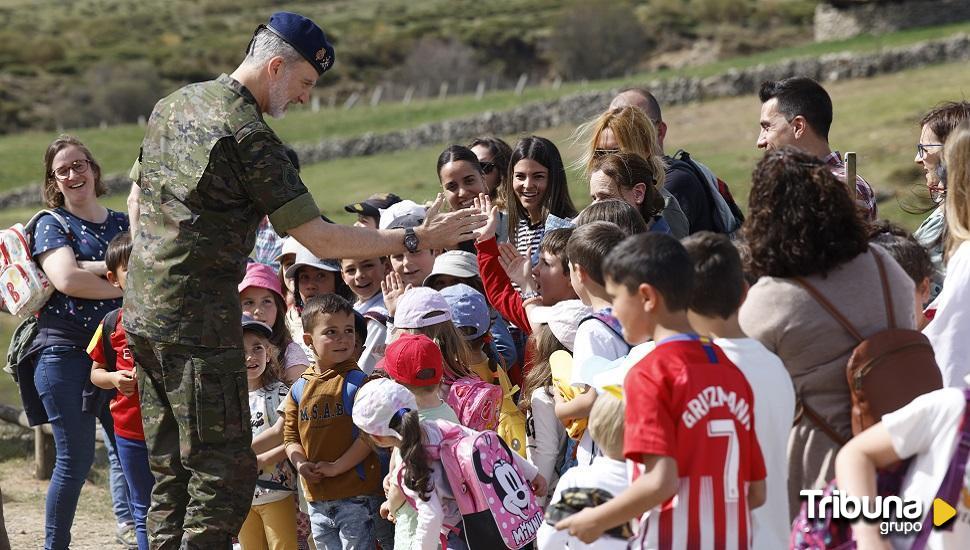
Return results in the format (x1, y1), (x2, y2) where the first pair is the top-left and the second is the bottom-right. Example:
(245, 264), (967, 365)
(624, 334), (766, 550)
(88, 309), (144, 441)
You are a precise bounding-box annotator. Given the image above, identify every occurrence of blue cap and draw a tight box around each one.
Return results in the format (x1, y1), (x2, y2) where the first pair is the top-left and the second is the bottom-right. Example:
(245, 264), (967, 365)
(259, 12), (335, 75)
(440, 284), (490, 341)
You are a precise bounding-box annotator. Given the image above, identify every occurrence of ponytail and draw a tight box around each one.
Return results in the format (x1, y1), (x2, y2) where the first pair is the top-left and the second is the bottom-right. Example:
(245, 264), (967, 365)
(391, 409), (434, 501)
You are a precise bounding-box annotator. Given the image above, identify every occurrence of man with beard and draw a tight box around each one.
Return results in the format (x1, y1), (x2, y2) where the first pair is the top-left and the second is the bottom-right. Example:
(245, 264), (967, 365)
(124, 12), (484, 548)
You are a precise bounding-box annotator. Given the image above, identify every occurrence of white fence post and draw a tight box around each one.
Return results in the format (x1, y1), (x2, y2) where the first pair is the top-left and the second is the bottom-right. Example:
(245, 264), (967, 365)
(438, 82), (449, 100)
(370, 86), (383, 107)
(403, 86), (415, 105)
(475, 79), (486, 101)
(311, 95), (320, 112)
(514, 73), (528, 95)
(343, 92), (360, 110)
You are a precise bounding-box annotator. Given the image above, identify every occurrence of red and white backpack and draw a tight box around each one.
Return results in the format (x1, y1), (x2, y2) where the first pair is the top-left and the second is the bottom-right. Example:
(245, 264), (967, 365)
(0, 210), (70, 317)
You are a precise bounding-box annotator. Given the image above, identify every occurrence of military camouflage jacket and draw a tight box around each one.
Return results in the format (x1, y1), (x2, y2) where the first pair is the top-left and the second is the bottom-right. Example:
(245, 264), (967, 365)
(124, 74), (319, 348)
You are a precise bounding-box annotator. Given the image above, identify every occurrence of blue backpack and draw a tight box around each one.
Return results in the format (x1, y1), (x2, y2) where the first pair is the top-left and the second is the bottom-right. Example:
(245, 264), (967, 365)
(290, 368), (369, 480)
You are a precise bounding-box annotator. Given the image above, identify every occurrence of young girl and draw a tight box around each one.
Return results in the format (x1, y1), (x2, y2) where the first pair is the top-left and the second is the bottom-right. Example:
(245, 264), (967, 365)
(239, 315), (298, 550)
(385, 286), (477, 397)
(353, 378), (546, 550)
(284, 243), (352, 361)
(500, 136), (578, 262)
(518, 323), (570, 505)
(240, 262), (310, 384)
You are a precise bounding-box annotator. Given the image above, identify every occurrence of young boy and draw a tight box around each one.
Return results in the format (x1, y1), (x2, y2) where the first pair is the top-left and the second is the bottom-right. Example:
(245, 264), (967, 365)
(283, 294), (383, 550)
(557, 222), (630, 465)
(538, 392), (631, 550)
(556, 233), (767, 548)
(341, 256), (390, 374)
(683, 232), (794, 550)
(377, 333), (461, 544)
(88, 232), (154, 550)
(565, 221), (630, 366)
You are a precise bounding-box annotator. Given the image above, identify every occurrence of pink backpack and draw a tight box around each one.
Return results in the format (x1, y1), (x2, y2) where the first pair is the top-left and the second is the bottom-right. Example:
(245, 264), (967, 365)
(446, 376), (501, 432)
(427, 419), (543, 549)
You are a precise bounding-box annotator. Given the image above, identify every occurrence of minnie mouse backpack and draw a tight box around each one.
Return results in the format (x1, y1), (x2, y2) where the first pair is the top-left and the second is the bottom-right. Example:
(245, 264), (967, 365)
(430, 419), (543, 549)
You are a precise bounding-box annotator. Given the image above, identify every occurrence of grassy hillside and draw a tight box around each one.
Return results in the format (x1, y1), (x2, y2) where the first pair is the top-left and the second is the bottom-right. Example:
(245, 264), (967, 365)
(2, 20), (969, 191)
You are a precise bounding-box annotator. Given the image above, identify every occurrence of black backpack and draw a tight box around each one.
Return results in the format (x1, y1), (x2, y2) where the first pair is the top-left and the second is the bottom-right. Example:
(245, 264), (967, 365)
(81, 308), (122, 415)
(670, 150), (744, 234)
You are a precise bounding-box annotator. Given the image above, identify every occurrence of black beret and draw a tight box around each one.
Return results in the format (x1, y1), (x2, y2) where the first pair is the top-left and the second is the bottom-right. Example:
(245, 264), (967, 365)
(260, 12), (335, 75)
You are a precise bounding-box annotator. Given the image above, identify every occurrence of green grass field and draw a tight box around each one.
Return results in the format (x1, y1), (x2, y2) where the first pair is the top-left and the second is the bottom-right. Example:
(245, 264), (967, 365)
(1, 20), (969, 191)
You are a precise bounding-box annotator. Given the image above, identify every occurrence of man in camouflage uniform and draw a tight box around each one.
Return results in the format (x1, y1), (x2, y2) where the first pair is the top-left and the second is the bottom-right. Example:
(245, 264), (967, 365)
(125, 12), (485, 548)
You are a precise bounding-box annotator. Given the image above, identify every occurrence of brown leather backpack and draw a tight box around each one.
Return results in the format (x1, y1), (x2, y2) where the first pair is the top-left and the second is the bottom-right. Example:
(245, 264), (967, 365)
(795, 251), (942, 437)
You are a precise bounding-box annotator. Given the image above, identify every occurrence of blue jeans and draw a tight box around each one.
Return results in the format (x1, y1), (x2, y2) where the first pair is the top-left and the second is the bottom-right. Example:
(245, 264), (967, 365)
(115, 435), (155, 550)
(102, 425), (135, 529)
(34, 345), (114, 550)
(308, 495), (380, 550)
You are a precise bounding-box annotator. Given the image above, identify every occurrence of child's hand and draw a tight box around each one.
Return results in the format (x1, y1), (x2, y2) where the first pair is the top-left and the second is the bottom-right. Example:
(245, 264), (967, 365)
(473, 194), (500, 243)
(381, 272), (411, 317)
(497, 243), (536, 292)
(530, 474), (548, 498)
(555, 506), (606, 543)
(297, 461), (324, 483)
(379, 500), (396, 523)
(315, 461), (338, 477)
(112, 371), (137, 396)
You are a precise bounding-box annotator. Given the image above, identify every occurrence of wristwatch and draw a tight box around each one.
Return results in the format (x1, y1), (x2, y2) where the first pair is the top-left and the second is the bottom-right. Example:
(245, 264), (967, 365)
(403, 227), (419, 253)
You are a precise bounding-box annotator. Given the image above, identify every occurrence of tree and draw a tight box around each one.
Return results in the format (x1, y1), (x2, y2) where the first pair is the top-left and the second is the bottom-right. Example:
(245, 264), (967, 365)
(547, 0), (650, 80)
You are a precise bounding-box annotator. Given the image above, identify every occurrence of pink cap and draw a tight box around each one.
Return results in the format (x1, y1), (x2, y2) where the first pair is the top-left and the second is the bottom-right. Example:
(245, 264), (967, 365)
(239, 262), (284, 299)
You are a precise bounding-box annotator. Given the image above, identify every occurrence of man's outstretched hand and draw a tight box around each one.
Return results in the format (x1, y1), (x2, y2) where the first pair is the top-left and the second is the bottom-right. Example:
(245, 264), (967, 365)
(416, 193), (488, 249)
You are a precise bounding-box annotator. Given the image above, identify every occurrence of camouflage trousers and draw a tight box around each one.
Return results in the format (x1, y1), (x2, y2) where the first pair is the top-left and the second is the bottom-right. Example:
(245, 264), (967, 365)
(128, 333), (257, 550)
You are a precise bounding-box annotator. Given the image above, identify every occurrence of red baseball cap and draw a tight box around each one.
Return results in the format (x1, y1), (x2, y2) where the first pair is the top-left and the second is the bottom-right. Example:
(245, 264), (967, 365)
(379, 333), (443, 387)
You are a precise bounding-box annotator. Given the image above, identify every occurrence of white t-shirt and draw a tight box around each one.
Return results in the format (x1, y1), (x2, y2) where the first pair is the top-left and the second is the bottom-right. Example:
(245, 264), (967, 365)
(572, 316), (629, 373)
(714, 337), (796, 550)
(883, 387), (970, 549)
(249, 381), (296, 505)
(536, 455), (631, 550)
(924, 241), (970, 388)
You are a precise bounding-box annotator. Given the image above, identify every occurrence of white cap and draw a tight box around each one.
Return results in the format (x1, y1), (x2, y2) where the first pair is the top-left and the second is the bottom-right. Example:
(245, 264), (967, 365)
(284, 243), (340, 279)
(379, 200), (426, 230)
(352, 378), (418, 438)
(273, 236), (303, 264)
(527, 300), (593, 352)
(424, 250), (479, 286)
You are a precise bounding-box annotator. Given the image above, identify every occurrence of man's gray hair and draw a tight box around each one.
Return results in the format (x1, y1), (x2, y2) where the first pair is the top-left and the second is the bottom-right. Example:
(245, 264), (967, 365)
(243, 29), (303, 67)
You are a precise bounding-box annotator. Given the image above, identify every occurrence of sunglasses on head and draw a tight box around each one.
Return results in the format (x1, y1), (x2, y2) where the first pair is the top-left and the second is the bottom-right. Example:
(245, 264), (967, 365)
(480, 161), (496, 175)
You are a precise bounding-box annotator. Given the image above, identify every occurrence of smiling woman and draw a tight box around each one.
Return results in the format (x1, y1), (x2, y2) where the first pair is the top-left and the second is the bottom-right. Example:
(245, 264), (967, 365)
(30, 135), (130, 549)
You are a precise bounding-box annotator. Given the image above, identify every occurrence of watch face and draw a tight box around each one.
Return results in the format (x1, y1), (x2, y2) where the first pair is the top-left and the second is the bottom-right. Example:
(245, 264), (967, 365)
(404, 230), (419, 252)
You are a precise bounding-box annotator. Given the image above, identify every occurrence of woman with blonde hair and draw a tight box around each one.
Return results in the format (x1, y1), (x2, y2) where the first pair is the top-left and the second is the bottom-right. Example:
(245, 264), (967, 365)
(576, 106), (689, 237)
(924, 121), (970, 387)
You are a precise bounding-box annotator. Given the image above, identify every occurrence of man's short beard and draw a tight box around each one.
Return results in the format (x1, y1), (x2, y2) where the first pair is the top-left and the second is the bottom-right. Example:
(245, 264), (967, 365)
(266, 76), (289, 119)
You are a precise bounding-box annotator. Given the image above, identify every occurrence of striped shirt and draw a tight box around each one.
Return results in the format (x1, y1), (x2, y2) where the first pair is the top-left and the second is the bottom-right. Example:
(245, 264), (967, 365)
(514, 218), (545, 265)
(624, 335), (766, 550)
